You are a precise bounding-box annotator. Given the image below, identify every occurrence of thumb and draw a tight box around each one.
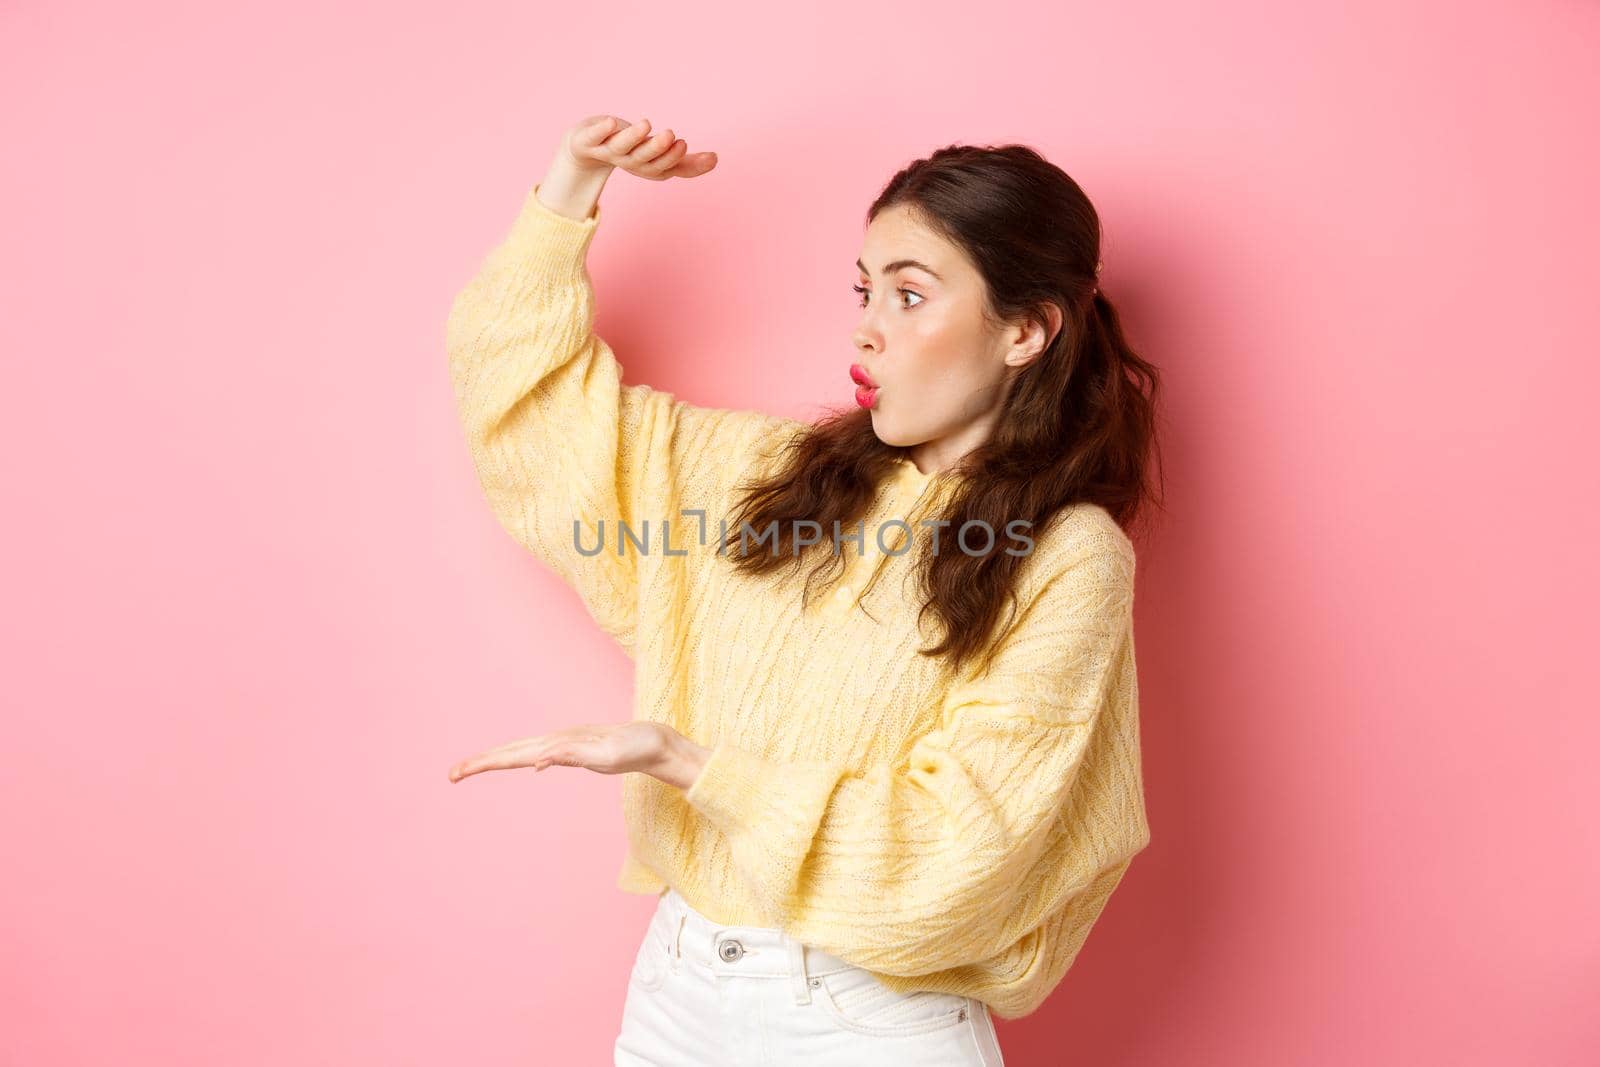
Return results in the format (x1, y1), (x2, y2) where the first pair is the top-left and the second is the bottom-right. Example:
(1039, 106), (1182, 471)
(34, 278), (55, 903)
(667, 151), (718, 178)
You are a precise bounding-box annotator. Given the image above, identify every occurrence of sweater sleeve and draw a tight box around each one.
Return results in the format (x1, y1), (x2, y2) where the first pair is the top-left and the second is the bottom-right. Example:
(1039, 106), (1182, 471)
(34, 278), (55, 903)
(681, 536), (1140, 975)
(445, 184), (790, 654)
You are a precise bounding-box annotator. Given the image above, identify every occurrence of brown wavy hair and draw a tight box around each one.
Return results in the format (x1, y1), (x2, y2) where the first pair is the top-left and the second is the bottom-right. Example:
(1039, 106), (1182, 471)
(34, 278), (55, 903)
(723, 143), (1166, 674)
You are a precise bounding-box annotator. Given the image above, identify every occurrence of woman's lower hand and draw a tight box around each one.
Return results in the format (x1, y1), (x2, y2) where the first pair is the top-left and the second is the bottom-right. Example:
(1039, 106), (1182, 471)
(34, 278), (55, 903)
(447, 721), (710, 791)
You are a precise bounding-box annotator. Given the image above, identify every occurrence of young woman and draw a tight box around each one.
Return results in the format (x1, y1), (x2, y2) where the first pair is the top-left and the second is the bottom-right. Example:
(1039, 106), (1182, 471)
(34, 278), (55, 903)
(445, 114), (1164, 1066)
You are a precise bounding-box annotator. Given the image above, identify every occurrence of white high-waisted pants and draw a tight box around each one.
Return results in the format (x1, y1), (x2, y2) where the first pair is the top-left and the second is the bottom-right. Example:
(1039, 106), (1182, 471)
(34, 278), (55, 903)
(613, 886), (1006, 1066)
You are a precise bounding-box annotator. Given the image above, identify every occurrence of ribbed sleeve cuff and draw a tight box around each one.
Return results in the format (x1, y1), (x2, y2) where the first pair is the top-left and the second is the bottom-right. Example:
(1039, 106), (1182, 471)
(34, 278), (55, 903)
(684, 741), (846, 841)
(503, 182), (603, 284)
(683, 741), (770, 827)
(682, 741), (848, 909)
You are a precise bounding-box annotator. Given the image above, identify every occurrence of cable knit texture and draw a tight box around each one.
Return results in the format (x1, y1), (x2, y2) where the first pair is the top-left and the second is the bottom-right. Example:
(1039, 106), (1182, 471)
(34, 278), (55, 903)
(445, 183), (1151, 1020)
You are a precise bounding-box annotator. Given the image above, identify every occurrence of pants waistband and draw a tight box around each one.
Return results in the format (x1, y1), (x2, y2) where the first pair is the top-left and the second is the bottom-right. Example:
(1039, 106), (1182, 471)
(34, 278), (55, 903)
(653, 887), (861, 1004)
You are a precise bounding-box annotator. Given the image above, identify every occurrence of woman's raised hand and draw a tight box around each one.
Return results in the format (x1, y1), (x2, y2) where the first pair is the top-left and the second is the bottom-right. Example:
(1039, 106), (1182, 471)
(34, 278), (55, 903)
(561, 114), (718, 182)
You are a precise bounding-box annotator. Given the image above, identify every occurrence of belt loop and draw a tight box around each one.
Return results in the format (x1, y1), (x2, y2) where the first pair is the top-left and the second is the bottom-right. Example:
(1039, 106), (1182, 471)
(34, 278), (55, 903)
(674, 913), (686, 960)
(788, 937), (812, 1005)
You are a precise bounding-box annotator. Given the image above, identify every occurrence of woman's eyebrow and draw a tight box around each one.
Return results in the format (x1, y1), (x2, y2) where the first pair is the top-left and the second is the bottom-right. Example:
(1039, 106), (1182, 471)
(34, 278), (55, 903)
(856, 257), (944, 282)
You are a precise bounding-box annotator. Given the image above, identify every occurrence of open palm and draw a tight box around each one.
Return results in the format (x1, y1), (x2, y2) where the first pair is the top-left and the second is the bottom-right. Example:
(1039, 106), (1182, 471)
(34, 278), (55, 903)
(447, 721), (668, 783)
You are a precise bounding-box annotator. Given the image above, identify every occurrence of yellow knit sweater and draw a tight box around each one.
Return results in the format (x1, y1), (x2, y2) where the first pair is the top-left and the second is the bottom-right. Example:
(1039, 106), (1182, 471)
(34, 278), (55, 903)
(445, 183), (1151, 1020)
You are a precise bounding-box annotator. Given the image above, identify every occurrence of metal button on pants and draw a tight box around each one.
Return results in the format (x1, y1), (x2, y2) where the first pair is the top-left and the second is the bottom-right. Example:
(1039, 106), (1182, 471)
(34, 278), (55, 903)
(614, 886), (1006, 1066)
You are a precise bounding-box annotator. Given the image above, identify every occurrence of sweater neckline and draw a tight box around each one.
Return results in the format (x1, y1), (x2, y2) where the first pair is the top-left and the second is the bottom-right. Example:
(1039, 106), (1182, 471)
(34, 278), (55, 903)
(889, 457), (933, 500)
(891, 455), (962, 511)
(893, 455), (933, 483)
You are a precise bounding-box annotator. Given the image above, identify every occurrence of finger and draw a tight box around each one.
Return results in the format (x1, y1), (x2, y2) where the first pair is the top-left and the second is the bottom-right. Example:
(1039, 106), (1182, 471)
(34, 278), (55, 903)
(606, 116), (654, 157)
(450, 753), (518, 781)
(571, 115), (618, 149)
(457, 735), (545, 765)
(478, 734), (548, 757)
(666, 151), (718, 179)
(448, 738), (547, 782)
(451, 753), (538, 781)
(639, 137), (689, 177)
(623, 126), (676, 167)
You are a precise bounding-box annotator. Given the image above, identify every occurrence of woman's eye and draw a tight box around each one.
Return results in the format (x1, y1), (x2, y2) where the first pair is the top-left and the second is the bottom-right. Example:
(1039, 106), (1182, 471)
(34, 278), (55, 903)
(852, 285), (923, 309)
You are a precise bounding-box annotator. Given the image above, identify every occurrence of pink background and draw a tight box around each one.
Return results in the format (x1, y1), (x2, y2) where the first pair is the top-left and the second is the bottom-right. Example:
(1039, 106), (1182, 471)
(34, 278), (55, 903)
(3, 1), (1596, 1063)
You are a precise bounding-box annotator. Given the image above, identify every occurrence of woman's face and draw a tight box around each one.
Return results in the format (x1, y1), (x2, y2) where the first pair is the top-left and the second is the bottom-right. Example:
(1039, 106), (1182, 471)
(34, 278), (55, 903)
(849, 203), (1055, 474)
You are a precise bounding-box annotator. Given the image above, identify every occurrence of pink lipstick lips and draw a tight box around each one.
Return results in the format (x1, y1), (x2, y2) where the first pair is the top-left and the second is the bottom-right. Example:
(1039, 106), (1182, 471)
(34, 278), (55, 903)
(850, 363), (879, 409)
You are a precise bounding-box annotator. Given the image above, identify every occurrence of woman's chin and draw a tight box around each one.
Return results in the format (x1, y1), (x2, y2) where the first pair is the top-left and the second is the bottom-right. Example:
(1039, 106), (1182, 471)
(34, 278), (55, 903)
(869, 418), (915, 448)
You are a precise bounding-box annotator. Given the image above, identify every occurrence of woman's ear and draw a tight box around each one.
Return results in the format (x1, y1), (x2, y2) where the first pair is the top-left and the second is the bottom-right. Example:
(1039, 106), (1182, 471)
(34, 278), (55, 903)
(1003, 302), (1063, 369)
